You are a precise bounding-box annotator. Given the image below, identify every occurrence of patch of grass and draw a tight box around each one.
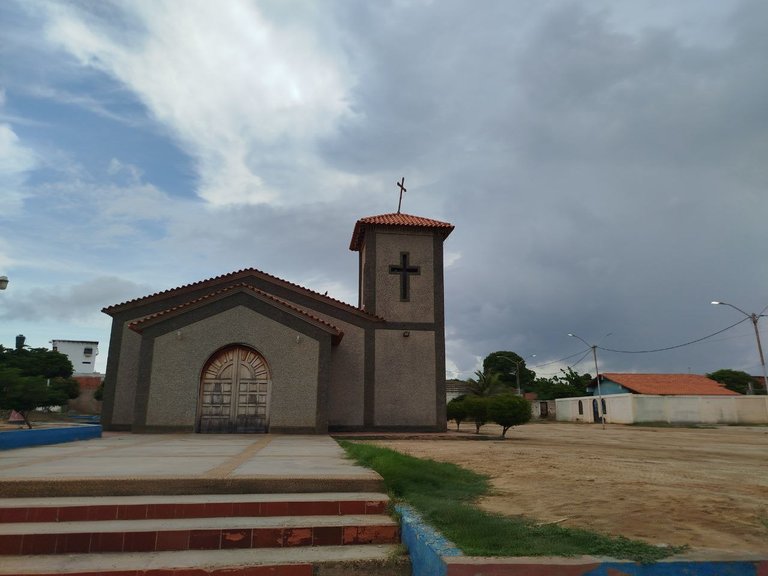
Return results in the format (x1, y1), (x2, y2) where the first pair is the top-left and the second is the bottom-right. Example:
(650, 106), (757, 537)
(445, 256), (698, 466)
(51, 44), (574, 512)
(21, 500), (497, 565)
(340, 440), (680, 563)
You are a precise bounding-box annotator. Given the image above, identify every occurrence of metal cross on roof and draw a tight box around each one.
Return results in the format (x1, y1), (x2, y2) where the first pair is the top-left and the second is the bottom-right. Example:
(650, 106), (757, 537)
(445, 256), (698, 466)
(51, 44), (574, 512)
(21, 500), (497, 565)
(396, 177), (406, 213)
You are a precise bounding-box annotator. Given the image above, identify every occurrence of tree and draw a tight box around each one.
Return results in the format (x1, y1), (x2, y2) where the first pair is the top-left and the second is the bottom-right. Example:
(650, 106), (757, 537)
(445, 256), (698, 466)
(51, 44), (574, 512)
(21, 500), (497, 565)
(488, 394), (532, 438)
(446, 397), (468, 430)
(530, 367), (591, 400)
(706, 369), (763, 395)
(465, 370), (504, 397)
(463, 395), (490, 433)
(483, 351), (536, 392)
(0, 341), (78, 428)
(552, 367), (592, 389)
(0, 368), (70, 428)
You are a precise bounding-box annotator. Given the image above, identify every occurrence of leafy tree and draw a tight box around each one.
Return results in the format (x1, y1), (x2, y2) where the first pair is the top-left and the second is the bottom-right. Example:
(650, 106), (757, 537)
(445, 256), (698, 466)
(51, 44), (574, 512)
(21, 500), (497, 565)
(0, 346), (74, 379)
(446, 397), (468, 430)
(706, 369), (764, 395)
(0, 341), (78, 428)
(0, 368), (70, 428)
(552, 367), (592, 389)
(483, 351), (536, 391)
(466, 370), (504, 397)
(530, 367), (590, 400)
(488, 394), (532, 438)
(94, 381), (105, 401)
(463, 395), (490, 433)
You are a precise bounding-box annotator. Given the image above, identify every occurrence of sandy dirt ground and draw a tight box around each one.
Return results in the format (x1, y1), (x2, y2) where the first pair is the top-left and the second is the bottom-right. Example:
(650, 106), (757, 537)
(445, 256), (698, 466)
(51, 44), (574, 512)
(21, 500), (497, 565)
(370, 422), (768, 555)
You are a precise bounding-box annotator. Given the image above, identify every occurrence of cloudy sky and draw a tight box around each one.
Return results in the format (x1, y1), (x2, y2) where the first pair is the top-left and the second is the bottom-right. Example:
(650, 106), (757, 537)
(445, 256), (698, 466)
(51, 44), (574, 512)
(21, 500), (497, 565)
(1, 0), (766, 382)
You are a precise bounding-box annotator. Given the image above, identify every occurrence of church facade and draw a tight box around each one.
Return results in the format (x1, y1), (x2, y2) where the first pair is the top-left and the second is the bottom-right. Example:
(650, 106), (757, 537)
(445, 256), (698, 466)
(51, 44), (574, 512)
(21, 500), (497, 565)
(100, 213), (454, 434)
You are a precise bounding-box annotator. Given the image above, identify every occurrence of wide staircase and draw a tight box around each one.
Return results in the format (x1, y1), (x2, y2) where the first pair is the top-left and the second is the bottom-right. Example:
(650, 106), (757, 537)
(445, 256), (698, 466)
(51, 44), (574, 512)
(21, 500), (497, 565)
(0, 491), (408, 575)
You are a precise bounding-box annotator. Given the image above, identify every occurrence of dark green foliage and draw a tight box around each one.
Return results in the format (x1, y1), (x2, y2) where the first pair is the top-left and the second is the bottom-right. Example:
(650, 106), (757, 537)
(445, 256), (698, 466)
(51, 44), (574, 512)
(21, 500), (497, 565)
(487, 394), (532, 437)
(50, 377), (80, 400)
(483, 351), (536, 391)
(530, 367), (591, 400)
(465, 370), (503, 397)
(0, 346), (74, 379)
(446, 397), (468, 430)
(463, 395), (489, 433)
(0, 343), (77, 428)
(339, 441), (678, 562)
(94, 381), (105, 401)
(707, 369), (764, 395)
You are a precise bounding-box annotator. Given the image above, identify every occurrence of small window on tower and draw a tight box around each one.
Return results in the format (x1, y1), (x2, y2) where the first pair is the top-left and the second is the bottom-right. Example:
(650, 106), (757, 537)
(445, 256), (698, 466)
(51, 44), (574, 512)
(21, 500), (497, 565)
(84, 347), (93, 356)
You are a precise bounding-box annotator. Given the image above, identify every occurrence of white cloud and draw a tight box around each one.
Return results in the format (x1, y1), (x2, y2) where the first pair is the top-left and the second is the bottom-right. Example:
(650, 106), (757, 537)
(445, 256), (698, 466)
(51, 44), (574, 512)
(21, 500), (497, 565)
(0, 124), (37, 215)
(40, 0), (355, 206)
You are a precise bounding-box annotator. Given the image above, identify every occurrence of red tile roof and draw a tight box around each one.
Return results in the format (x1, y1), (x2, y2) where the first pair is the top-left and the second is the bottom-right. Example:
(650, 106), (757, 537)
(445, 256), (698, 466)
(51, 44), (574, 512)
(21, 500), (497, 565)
(600, 373), (740, 396)
(102, 267), (382, 321)
(349, 212), (454, 251)
(128, 283), (344, 344)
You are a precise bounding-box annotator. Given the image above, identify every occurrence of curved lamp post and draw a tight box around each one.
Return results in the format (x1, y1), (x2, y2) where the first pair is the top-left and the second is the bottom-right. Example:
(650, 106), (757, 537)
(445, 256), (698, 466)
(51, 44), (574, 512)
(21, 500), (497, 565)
(513, 354), (536, 396)
(568, 333), (606, 429)
(0, 276), (8, 290)
(711, 301), (768, 395)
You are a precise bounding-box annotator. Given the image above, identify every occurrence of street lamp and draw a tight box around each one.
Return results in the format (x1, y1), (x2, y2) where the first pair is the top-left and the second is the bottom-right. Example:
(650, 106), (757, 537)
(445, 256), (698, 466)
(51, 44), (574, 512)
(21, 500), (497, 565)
(568, 333), (606, 429)
(513, 354), (536, 397)
(711, 301), (768, 395)
(0, 276), (8, 290)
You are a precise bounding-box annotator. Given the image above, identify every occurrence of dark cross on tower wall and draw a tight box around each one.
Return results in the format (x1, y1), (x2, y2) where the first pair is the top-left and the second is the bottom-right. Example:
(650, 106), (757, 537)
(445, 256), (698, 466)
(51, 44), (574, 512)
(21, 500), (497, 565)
(389, 252), (420, 301)
(396, 177), (406, 213)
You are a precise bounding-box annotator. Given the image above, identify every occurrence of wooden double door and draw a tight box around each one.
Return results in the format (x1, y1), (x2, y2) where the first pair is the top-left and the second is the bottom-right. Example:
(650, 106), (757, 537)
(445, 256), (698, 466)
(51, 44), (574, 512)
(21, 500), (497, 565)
(197, 345), (270, 433)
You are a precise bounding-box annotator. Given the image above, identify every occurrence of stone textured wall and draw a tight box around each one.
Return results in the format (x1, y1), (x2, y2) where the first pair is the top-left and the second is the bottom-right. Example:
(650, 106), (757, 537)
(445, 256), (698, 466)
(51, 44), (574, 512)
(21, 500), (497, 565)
(374, 230), (435, 323)
(374, 329), (436, 426)
(144, 306), (320, 430)
(110, 325), (141, 427)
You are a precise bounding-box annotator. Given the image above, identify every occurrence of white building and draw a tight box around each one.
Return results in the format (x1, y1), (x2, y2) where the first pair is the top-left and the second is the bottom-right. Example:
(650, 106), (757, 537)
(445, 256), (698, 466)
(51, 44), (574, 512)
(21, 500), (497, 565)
(51, 339), (99, 375)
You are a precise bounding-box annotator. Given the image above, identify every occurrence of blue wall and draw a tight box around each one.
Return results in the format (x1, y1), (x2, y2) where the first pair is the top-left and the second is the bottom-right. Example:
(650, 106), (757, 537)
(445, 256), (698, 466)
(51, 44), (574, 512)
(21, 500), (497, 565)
(0, 425), (101, 450)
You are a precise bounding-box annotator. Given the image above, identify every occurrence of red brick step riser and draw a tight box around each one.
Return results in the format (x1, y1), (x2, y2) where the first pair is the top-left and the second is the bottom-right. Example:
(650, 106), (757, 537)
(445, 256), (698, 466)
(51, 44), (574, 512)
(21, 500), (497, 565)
(0, 499), (387, 523)
(14, 567), (312, 576)
(0, 524), (400, 555)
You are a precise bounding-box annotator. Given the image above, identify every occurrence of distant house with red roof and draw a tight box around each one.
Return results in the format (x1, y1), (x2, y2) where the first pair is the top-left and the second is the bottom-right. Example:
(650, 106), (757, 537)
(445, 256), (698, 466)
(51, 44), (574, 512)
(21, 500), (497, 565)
(100, 212), (454, 434)
(588, 373), (740, 397)
(556, 373), (767, 425)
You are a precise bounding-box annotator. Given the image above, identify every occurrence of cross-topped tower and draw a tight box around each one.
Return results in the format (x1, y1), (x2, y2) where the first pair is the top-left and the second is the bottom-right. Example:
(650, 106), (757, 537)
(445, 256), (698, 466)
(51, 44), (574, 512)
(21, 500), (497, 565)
(349, 212), (454, 322)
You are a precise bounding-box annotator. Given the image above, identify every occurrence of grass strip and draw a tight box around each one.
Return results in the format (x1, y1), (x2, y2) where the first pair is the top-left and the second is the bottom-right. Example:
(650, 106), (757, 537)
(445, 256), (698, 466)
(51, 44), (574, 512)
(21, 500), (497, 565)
(339, 440), (679, 563)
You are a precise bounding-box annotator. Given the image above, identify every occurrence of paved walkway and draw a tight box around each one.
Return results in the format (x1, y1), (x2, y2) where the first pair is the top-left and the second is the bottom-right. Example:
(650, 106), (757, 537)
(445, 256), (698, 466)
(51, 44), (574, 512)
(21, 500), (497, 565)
(0, 434), (382, 497)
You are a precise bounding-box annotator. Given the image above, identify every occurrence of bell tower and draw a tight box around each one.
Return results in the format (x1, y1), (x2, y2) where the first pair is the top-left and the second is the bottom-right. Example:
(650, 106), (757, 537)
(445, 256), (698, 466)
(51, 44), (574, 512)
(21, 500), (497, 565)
(349, 213), (454, 322)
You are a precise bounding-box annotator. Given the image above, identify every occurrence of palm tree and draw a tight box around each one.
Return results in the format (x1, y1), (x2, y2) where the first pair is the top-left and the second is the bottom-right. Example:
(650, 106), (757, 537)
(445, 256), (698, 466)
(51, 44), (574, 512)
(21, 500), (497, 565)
(465, 370), (503, 397)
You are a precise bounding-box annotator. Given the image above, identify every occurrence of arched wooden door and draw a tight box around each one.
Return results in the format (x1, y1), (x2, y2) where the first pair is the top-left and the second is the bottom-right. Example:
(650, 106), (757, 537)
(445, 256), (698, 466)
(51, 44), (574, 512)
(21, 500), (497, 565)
(197, 345), (270, 433)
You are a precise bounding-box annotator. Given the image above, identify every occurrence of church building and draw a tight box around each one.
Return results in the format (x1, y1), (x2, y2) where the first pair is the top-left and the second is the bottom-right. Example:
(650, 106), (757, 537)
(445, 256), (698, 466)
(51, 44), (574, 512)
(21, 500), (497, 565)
(100, 212), (454, 434)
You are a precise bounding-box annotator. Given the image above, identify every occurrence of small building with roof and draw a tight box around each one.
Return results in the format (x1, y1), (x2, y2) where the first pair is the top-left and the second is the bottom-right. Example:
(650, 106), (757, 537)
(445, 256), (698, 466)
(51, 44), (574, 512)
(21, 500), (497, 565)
(556, 373), (768, 425)
(100, 212), (454, 434)
(587, 373), (739, 397)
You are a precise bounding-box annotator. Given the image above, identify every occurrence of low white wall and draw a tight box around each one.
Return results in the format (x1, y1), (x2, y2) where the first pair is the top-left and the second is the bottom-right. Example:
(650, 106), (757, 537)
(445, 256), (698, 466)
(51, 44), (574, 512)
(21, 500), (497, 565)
(556, 394), (768, 424)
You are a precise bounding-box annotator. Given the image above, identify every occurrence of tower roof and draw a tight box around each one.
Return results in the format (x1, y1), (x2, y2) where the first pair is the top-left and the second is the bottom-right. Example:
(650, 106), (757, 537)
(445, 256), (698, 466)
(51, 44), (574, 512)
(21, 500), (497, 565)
(349, 212), (454, 251)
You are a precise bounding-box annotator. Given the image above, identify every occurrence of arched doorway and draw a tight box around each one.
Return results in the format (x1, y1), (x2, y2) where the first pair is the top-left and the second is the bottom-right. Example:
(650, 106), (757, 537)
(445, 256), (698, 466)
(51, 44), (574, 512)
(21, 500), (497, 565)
(197, 345), (270, 433)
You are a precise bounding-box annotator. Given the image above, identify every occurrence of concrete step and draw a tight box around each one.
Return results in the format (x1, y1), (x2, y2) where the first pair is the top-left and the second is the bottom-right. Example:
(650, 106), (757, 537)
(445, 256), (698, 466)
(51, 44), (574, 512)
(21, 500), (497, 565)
(0, 492), (389, 523)
(0, 514), (400, 555)
(0, 544), (410, 576)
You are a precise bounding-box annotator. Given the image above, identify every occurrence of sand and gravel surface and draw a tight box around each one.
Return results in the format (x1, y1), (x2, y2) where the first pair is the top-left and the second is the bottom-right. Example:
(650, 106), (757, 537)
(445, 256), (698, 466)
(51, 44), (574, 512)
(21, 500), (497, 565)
(369, 422), (768, 555)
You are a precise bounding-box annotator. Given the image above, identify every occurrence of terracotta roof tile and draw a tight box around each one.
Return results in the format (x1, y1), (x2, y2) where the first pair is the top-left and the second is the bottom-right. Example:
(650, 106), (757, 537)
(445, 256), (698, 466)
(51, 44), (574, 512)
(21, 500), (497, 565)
(102, 267), (382, 321)
(600, 373), (740, 396)
(128, 283), (344, 343)
(349, 212), (454, 251)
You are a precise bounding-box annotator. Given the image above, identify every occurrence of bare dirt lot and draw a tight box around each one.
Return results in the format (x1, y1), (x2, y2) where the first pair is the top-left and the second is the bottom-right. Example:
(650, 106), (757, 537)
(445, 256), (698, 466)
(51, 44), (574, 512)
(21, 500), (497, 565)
(370, 422), (768, 555)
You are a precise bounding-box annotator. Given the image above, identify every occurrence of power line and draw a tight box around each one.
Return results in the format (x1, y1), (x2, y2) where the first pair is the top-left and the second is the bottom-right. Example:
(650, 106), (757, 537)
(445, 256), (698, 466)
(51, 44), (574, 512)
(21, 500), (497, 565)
(597, 317), (749, 354)
(530, 348), (591, 369)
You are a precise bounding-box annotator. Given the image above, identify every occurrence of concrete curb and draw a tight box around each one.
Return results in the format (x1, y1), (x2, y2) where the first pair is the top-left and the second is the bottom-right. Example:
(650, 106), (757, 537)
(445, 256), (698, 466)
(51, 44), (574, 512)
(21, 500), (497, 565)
(0, 424), (101, 451)
(395, 504), (768, 576)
